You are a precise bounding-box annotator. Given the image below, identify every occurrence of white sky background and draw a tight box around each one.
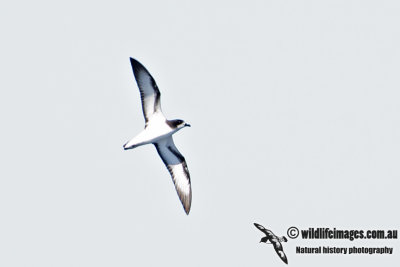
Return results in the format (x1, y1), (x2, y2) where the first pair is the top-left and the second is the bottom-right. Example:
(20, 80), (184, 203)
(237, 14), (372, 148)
(0, 0), (399, 266)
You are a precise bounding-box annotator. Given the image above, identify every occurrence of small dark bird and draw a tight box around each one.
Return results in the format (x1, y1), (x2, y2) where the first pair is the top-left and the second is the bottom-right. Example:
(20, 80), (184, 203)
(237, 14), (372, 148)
(254, 223), (288, 264)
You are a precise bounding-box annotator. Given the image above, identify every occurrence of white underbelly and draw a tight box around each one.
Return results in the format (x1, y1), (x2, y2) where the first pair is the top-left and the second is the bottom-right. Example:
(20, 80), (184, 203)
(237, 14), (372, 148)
(125, 114), (174, 148)
(136, 117), (173, 144)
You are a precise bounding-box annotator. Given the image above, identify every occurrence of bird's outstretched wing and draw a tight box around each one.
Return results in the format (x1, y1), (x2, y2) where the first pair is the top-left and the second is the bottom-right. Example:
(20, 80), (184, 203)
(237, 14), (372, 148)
(130, 58), (164, 124)
(254, 223), (268, 234)
(254, 223), (275, 236)
(273, 242), (288, 264)
(154, 136), (192, 214)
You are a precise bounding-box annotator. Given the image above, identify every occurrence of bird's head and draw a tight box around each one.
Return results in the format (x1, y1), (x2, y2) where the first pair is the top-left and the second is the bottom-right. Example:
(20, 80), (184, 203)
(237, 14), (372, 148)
(260, 237), (269, 243)
(167, 119), (191, 130)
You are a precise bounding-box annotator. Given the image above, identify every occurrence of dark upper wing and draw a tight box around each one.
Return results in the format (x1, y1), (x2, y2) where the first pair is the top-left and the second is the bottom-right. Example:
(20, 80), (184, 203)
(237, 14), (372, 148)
(154, 137), (192, 214)
(254, 223), (274, 236)
(130, 58), (163, 124)
(273, 241), (288, 264)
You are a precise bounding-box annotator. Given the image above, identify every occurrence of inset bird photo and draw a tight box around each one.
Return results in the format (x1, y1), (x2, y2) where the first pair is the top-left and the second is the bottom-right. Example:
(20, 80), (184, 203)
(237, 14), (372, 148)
(254, 223), (288, 264)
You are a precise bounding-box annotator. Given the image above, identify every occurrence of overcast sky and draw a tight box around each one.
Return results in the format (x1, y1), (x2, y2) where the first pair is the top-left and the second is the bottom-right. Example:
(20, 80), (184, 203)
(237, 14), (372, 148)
(0, 1), (399, 266)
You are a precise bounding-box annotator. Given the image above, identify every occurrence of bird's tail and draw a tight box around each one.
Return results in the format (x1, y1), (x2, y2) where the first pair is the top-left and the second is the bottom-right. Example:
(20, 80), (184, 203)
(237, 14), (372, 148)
(123, 143), (139, 150)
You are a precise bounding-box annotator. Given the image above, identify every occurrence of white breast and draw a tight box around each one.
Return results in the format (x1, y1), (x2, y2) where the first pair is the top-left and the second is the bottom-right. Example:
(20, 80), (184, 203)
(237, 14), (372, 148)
(142, 113), (173, 142)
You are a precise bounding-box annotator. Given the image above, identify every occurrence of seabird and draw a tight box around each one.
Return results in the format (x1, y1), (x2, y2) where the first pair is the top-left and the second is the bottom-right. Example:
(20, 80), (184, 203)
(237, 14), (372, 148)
(254, 223), (288, 264)
(123, 58), (192, 214)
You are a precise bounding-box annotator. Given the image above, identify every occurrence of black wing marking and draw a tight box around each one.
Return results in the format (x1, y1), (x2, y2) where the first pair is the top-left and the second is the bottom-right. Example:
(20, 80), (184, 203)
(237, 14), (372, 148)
(273, 242), (288, 264)
(254, 223), (275, 236)
(130, 58), (163, 124)
(154, 137), (192, 214)
(254, 223), (267, 234)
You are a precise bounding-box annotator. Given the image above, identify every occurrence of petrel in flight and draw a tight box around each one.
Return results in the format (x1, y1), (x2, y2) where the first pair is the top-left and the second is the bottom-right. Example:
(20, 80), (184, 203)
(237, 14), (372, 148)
(123, 58), (192, 214)
(254, 223), (288, 264)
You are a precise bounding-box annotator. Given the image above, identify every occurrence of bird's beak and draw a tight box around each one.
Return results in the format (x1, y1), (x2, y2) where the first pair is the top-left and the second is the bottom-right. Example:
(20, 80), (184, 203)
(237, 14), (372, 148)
(185, 123), (191, 127)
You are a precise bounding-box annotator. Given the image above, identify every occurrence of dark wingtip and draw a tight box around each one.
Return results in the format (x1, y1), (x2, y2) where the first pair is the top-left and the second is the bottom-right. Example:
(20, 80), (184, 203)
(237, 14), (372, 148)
(129, 58), (148, 77)
(183, 203), (191, 215)
(280, 254), (288, 264)
(123, 143), (135, 150)
(130, 57), (140, 67)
